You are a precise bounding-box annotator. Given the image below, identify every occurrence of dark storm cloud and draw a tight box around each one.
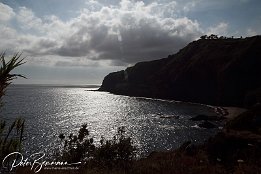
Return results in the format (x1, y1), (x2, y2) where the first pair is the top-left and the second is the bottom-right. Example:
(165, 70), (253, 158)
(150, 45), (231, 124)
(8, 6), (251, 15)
(45, 2), (202, 65)
(3, 0), (246, 67)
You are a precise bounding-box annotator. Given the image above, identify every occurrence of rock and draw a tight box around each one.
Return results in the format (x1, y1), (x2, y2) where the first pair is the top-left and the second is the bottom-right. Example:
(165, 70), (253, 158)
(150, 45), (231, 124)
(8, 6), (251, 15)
(226, 103), (261, 133)
(215, 107), (229, 116)
(99, 36), (261, 107)
(98, 70), (125, 93)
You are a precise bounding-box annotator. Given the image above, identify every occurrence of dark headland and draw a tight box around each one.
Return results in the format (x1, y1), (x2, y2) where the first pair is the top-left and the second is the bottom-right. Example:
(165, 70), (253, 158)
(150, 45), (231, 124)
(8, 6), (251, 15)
(99, 35), (261, 108)
(96, 36), (261, 173)
(16, 36), (261, 174)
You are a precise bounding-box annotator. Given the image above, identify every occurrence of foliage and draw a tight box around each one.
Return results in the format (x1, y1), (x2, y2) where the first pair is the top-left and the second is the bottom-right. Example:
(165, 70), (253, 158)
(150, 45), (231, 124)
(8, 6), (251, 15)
(0, 118), (25, 161)
(0, 52), (25, 170)
(16, 104), (261, 174)
(225, 103), (261, 133)
(200, 34), (243, 40)
(0, 52), (25, 102)
(94, 126), (136, 168)
(57, 124), (95, 163)
(58, 125), (136, 170)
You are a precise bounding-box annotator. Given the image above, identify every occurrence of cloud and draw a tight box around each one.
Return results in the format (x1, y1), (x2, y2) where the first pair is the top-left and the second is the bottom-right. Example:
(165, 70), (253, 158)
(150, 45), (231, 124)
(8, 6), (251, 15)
(55, 59), (100, 67)
(182, 1), (197, 13)
(246, 28), (258, 36)
(207, 22), (229, 36)
(1, 1), (203, 66)
(46, 1), (202, 65)
(0, 3), (15, 21)
(16, 7), (43, 31)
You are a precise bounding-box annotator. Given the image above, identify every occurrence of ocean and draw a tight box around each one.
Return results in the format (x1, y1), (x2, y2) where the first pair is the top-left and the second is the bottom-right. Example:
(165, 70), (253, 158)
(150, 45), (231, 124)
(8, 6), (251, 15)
(1, 84), (220, 157)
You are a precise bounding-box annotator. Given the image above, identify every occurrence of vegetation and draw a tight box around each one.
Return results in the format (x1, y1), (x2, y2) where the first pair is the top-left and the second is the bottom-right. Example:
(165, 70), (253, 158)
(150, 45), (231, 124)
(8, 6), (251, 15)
(15, 103), (261, 174)
(56, 125), (136, 172)
(0, 47), (257, 173)
(0, 52), (25, 171)
(200, 34), (244, 40)
(0, 52), (25, 101)
(226, 103), (261, 133)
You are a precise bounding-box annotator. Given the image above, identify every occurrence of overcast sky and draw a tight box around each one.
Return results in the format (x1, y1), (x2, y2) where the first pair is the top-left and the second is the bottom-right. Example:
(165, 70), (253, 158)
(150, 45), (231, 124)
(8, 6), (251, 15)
(0, 0), (260, 84)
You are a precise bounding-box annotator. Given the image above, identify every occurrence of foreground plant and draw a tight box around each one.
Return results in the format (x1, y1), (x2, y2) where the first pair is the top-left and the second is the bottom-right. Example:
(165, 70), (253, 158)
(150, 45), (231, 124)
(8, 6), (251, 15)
(57, 125), (136, 171)
(0, 52), (25, 101)
(0, 52), (25, 171)
(0, 118), (25, 159)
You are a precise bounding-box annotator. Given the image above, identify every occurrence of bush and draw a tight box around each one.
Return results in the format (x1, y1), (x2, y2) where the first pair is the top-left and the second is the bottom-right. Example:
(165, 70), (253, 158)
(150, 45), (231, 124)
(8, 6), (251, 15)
(57, 125), (136, 170)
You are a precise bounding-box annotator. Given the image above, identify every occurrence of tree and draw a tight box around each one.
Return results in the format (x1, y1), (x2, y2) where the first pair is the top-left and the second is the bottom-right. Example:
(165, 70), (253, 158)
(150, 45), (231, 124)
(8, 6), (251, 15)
(209, 34), (218, 39)
(200, 35), (207, 40)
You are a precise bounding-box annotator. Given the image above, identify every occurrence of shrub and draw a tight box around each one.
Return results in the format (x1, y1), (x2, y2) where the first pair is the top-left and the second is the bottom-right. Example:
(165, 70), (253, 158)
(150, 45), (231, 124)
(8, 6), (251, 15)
(57, 124), (95, 163)
(94, 126), (136, 169)
(57, 125), (136, 170)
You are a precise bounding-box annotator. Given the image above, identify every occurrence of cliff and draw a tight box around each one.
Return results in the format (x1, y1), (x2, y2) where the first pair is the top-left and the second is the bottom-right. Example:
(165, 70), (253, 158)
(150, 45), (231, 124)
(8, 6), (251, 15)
(99, 36), (261, 107)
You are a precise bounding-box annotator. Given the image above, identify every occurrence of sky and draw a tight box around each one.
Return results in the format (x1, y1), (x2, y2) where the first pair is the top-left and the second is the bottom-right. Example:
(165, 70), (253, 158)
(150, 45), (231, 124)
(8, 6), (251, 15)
(0, 0), (260, 85)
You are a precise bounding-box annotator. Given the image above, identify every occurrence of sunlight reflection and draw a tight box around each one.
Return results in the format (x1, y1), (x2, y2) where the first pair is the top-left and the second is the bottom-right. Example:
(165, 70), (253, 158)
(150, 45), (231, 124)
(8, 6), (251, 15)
(3, 85), (220, 157)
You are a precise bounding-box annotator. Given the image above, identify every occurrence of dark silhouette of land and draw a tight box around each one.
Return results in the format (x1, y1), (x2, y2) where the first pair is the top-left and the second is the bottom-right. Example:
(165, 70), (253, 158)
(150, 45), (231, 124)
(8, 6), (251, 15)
(16, 35), (261, 174)
(99, 35), (261, 107)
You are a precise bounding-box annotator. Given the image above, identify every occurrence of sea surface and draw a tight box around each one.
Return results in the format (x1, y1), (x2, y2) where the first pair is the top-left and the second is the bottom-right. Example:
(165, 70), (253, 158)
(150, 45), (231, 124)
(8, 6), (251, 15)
(1, 84), (221, 157)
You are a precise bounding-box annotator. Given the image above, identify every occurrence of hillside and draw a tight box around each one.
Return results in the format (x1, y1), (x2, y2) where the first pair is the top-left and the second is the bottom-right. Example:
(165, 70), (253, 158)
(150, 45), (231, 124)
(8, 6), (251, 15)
(99, 36), (261, 107)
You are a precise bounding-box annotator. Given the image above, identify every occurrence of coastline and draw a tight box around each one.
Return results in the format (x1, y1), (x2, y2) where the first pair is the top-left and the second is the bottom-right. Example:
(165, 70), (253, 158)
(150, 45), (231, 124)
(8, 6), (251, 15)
(14, 91), (260, 174)
(96, 89), (247, 119)
(222, 107), (247, 120)
(213, 106), (247, 119)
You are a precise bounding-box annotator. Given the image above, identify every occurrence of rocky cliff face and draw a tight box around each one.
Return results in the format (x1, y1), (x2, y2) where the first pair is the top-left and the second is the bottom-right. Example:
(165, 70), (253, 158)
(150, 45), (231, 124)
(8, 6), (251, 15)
(99, 36), (261, 107)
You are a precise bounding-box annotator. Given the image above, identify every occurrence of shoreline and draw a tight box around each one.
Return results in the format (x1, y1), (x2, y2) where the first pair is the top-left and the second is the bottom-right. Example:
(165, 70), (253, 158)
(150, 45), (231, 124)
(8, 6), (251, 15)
(96, 90), (247, 117)
(222, 107), (247, 120)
